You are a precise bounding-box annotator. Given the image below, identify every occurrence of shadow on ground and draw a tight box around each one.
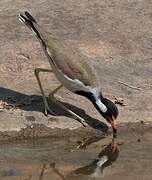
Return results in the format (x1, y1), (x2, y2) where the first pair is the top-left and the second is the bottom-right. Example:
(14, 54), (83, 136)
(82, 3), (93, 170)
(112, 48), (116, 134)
(0, 86), (108, 133)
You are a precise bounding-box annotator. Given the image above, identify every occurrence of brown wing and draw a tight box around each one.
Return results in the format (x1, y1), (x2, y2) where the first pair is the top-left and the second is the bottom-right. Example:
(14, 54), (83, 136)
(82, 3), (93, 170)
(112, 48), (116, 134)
(46, 37), (98, 87)
(33, 23), (98, 87)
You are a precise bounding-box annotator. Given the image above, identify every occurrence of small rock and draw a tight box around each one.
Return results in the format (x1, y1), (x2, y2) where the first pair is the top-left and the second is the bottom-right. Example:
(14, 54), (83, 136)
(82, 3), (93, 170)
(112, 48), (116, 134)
(113, 96), (127, 106)
(137, 139), (141, 142)
(140, 120), (144, 124)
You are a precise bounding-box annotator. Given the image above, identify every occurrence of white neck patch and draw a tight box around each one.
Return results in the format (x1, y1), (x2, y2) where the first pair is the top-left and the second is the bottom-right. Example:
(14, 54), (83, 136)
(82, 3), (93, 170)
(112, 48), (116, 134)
(90, 87), (100, 98)
(96, 99), (107, 113)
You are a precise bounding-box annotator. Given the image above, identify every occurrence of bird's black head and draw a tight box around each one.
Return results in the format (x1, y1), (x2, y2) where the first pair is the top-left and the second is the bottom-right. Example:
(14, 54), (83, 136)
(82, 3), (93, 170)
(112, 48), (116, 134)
(101, 97), (118, 120)
(86, 93), (118, 133)
(74, 91), (118, 133)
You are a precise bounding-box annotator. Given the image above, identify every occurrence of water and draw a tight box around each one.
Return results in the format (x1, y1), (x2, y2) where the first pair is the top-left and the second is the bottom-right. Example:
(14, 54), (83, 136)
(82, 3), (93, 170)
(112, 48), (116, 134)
(0, 122), (151, 180)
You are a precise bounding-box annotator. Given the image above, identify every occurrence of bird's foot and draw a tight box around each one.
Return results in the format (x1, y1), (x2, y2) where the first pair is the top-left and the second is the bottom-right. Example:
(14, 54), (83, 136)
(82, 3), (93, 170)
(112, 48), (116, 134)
(44, 104), (56, 116)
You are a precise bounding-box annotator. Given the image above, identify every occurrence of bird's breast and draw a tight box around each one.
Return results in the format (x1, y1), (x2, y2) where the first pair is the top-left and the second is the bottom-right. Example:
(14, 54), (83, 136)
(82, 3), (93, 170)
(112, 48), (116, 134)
(54, 68), (90, 92)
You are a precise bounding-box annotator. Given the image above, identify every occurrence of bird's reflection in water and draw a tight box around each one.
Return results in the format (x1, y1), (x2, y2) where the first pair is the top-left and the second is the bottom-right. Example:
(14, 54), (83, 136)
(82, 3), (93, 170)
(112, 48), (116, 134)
(49, 138), (119, 180)
(72, 142), (119, 178)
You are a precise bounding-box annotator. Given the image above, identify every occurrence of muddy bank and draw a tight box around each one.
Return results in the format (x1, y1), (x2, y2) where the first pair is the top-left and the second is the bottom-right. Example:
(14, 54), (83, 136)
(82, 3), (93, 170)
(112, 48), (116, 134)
(0, 121), (151, 144)
(0, 122), (106, 144)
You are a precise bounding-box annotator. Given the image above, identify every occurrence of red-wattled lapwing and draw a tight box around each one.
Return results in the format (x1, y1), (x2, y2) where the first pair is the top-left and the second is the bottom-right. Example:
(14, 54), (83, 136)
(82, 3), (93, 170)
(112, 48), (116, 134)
(19, 11), (118, 134)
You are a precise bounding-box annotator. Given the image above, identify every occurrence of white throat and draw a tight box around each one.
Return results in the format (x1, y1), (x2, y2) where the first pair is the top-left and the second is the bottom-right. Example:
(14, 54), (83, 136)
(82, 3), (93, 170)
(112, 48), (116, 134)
(96, 99), (107, 113)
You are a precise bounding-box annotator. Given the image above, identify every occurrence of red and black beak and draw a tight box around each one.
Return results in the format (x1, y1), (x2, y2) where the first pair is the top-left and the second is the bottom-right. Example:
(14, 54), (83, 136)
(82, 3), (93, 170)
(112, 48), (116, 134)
(110, 115), (117, 135)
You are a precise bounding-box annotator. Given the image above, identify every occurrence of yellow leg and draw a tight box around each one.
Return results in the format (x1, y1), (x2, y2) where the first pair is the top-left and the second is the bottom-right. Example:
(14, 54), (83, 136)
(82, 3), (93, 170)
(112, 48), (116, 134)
(34, 68), (57, 116)
(49, 88), (88, 127)
(35, 68), (87, 127)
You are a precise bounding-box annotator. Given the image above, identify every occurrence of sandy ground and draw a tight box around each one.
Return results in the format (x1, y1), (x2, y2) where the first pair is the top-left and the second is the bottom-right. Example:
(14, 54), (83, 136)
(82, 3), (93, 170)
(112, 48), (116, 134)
(0, 0), (152, 135)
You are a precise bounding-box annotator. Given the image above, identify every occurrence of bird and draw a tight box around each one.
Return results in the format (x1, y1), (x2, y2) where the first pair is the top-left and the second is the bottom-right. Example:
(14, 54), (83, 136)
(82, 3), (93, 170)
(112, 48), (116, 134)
(19, 11), (118, 133)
